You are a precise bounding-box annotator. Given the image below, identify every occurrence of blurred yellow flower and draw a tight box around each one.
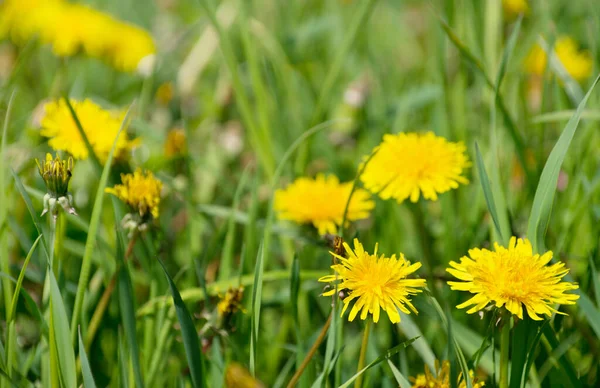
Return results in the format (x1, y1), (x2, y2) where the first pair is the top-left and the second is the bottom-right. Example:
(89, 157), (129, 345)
(217, 286), (245, 318)
(447, 237), (579, 320)
(319, 238), (426, 323)
(410, 360), (485, 388)
(40, 99), (137, 162)
(525, 37), (593, 82)
(225, 363), (264, 388)
(502, 0), (529, 18)
(165, 128), (187, 157)
(274, 174), (374, 235)
(0, 0), (155, 72)
(106, 169), (163, 219)
(360, 132), (470, 203)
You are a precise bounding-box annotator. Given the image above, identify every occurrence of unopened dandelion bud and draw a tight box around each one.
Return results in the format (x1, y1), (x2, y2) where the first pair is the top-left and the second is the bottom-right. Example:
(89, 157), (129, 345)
(36, 153), (77, 219)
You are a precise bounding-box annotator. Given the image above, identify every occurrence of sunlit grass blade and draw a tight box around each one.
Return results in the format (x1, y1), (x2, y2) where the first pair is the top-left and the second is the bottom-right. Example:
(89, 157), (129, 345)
(156, 257), (206, 388)
(474, 143), (506, 242)
(397, 314), (435, 371)
(49, 270), (77, 388)
(387, 359), (411, 388)
(70, 104), (134, 344)
(576, 292), (600, 338)
(78, 329), (97, 388)
(338, 338), (419, 388)
(249, 243), (264, 376)
(7, 235), (41, 322)
(527, 74), (600, 252)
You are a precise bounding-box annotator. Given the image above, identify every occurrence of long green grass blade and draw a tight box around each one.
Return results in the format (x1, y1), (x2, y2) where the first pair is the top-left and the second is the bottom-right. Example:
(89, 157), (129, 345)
(474, 143), (505, 241)
(156, 257), (206, 388)
(49, 270), (77, 388)
(7, 235), (42, 323)
(78, 329), (97, 388)
(387, 359), (412, 388)
(527, 74), (600, 252)
(70, 104), (134, 344)
(249, 243), (264, 375)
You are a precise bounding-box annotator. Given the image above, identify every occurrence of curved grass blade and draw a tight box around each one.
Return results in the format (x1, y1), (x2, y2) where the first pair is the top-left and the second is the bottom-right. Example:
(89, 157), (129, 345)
(249, 243), (264, 375)
(397, 314), (436, 371)
(338, 338), (419, 388)
(540, 325), (580, 387)
(527, 74), (600, 252)
(49, 270), (77, 388)
(7, 235), (42, 322)
(70, 103), (134, 344)
(156, 257), (206, 388)
(78, 328), (97, 388)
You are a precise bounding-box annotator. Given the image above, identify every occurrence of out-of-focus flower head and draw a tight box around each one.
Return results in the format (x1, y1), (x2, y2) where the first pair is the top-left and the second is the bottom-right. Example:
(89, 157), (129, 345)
(165, 128), (187, 158)
(360, 132), (470, 203)
(410, 360), (485, 388)
(40, 99), (137, 163)
(525, 37), (593, 82)
(0, 0), (155, 73)
(503, 0), (529, 18)
(274, 174), (374, 236)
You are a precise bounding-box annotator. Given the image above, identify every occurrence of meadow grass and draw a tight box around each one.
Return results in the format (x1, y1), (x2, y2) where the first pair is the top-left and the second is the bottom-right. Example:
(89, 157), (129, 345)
(1, 0), (600, 387)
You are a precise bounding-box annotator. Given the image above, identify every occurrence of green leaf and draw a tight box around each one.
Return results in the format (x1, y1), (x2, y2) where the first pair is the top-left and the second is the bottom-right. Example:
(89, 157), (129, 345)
(474, 143), (505, 242)
(70, 103), (134, 344)
(387, 359), (412, 388)
(49, 270), (77, 388)
(397, 314), (435, 371)
(577, 291), (600, 339)
(249, 243), (264, 375)
(156, 257), (206, 388)
(338, 337), (419, 388)
(540, 325), (580, 387)
(527, 74), (600, 252)
(589, 257), (600, 308)
(78, 329), (97, 388)
(510, 318), (543, 388)
(7, 235), (41, 322)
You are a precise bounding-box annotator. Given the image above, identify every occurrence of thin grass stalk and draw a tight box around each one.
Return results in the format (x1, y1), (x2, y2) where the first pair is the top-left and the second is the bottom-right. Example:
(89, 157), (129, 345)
(499, 320), (511, 388)
(355, 319), (372, 388)
(286, 313), (333, 388)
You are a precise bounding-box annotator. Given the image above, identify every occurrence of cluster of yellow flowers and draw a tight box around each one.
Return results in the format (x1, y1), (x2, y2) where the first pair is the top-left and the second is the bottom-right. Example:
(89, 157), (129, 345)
(273, 130), (579, 328)
(525, 37), (593, 82)
(0, 0), (155, 72)
(410, 360), (485, 388)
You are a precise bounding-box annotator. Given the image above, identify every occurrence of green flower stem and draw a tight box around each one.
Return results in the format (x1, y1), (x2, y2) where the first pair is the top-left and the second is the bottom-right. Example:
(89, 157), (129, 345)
(499, 318), (511, 388)
(355, 319), (372, 388)
(286, 313), (332, 388)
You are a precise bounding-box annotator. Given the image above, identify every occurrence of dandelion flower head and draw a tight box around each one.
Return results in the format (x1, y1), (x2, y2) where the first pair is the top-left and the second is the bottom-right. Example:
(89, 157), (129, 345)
(0, 0), (155, 73)
(319, 238), (426, 323)
(360, 132), (470, 203)
(525, 37), (593, 82)
(410, 360), (485, 388)
(40, 99), (137, 163)
(274, 174), (374, 236)
(105, 168), (162, 219)
(503, 0), (529, 18)
(447, 237), (579, 320)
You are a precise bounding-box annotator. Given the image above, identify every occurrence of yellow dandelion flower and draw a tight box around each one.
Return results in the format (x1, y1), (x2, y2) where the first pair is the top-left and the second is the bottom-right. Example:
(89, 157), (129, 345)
(525, 37), (593, 82)
(447, 237), (579, 320)
(274, 174), (374, 236)
(502, 0), (529, 18)
(35, 153), (76, 218)
(319, 238), (426, 323)
(410, 360), (485, 388)
(360, 132), (470, 203)
(0, 0), (155, 73)
(165, 128), (187, 157)
(105, 168), (162, 219)
(40, 99), (137, 162)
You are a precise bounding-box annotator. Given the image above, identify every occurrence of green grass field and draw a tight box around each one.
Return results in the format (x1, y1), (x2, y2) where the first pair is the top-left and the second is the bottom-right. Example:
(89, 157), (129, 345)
(1, 0), (599, 387)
